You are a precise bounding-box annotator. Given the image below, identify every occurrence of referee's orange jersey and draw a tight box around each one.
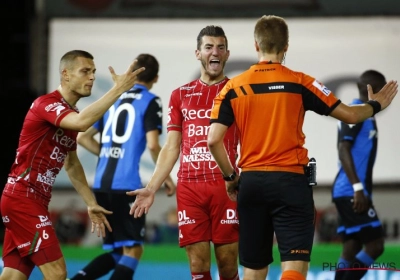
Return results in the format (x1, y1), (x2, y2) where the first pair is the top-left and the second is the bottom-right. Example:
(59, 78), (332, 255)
(210, 62), (341, 174)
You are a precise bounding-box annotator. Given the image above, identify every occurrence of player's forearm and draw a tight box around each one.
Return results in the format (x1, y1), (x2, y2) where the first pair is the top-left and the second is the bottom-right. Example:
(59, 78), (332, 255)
(79, 137), (100, 155)
(330, 103), (374, 124)
(78, 86), (126, 130)
(146, 146), (179, 193)
(208, 141), (234, 177)
(148, 144), (162, 165)
(65, 161), (97, 207)
(338, 149), (360, 184)
(73, 181), (98, 208)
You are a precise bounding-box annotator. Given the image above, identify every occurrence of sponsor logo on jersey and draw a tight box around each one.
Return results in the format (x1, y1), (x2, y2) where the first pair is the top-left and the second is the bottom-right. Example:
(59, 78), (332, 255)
(220, 209), (239, 224)
(37, 168), (59, 187)
(18, 241), (31, 249)
(53, 128), (76, 148)
(182, 108), (211, 121)
(255, 68), (276, 72)
(2, 216), (10, 223)
(312, 80), (332, 96)
(46, 102), (66, 116)
(167, 106), (173, 123)
(178, 210), (195, 226)
(121, 92), (142, 100)
(182, 140), (218, 170)
(36, 215), (52, 228)
(100, 147), (125, 159)
(290, 249), (310, 254)
(269, 85), (284, 90)
(45, 102), (63, 112)
(184, 92), (203, 98)
(180, 86), (196, 90)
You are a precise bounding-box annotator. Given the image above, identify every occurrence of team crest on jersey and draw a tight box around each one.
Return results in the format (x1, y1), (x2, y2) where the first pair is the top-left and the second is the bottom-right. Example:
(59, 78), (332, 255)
(312, 80), (331, 96)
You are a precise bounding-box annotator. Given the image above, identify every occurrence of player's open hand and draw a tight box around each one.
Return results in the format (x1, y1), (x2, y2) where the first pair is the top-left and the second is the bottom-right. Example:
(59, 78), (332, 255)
(226, 179), (239, 202)
(368, 80), (398, 111)
(87, 205), (113, 237)
(127, 188), (155, 218)
(108, 59), (146, 93)
(163, 178), (176, 197)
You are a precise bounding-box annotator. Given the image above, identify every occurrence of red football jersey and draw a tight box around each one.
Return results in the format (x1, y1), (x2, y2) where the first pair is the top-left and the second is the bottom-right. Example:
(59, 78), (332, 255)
(5, 90), (78, 205)
(167, 78), (239, 182)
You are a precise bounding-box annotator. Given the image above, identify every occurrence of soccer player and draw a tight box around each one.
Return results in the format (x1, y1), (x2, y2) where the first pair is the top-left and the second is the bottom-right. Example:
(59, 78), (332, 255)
(332, 70), (387, 280)
(128, 26), (240, 280)
(207, 15), (397, 280)
(0, 50), (144, 280)
(70, 53), (175, 280)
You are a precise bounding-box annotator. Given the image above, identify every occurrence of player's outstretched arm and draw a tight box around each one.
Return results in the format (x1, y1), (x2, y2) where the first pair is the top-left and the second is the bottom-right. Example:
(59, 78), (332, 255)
(60, 61), (145, 132)
(127, 131), (181, 218)
(64, 151), (113, 237)
(330, 80), (398, 124)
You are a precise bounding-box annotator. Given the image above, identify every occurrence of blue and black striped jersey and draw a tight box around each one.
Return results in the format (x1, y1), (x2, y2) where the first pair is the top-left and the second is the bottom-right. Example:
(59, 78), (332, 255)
(92, 84), (163, 192)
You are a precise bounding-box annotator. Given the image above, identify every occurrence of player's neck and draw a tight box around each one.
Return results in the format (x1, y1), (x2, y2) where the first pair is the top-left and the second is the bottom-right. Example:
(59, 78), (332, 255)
(57, 85), (78, 107)
(199, 75), (226, 86)
(259, 53), (284, 64)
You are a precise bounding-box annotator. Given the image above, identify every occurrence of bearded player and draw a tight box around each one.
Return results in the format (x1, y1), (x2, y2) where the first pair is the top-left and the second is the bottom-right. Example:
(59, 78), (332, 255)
(128, 26), (240, 280)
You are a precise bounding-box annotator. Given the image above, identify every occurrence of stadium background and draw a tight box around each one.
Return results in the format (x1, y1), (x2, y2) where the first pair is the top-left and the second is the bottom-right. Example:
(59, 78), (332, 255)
(1, 0), (399, 279)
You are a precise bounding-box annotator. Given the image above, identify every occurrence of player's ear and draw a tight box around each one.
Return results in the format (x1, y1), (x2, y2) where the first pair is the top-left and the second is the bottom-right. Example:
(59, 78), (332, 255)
(195, 49), (201, 60)
(153, 75), (159, 83)
(254, 41), (260, 52)
(62, 69), (69, 82)
(284, 44), (289, 52)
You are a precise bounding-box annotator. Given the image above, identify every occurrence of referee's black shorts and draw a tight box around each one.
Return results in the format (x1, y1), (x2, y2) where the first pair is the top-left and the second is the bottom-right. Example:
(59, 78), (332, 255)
(237, 171), (315, 269)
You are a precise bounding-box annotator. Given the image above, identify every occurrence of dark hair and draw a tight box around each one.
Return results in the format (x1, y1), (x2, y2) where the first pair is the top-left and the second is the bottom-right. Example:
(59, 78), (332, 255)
(59, 50), (94, 73)
(254, 15), (289, 55)
(196, 25), (228, 50)
(133, 54), (159, 83)
(358, 70), (386, 96)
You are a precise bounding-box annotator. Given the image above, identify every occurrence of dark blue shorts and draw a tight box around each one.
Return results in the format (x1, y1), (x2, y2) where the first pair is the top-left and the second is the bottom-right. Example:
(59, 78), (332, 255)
(333, 197), (384, 243)
(95, 191), (146, 249)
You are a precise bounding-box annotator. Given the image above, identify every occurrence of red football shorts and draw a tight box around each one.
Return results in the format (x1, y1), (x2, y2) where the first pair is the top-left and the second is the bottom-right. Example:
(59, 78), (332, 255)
(1, 192), (63, 273)
(176, 179), (239, 247)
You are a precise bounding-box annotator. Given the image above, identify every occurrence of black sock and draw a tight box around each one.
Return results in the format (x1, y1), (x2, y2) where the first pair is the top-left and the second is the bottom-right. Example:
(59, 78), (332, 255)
(109, 264), (134, 280)
(334, 269), (346, 280)
(70, 252), (117, 280)
(342, 258), (369, 280)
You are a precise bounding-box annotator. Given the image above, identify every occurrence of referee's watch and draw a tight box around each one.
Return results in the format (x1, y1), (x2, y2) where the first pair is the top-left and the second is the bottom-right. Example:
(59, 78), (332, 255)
(222, 170), (236, 181)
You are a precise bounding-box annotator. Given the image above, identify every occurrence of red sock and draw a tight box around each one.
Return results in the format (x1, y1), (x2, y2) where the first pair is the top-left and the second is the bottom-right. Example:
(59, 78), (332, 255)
(191, 271), (212, 280)
(219, 270), (239, 280)
(281, 270), (305, 280)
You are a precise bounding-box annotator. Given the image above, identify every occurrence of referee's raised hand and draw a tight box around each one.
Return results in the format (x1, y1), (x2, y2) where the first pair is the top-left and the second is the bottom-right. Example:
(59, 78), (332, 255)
(368, 80), (398, 111)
